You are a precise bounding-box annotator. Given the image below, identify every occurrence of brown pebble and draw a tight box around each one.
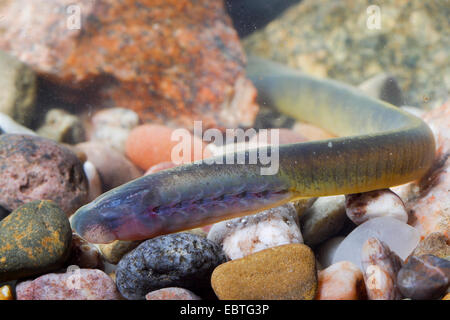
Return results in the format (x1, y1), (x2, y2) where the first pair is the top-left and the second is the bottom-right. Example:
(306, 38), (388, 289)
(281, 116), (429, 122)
(211, 244), (317, 300)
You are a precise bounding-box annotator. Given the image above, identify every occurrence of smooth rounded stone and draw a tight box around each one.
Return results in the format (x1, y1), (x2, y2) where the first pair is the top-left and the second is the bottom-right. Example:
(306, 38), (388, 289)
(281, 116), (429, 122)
(207, 204), (303, 260)
(316, 236), (346, 269)
(316, 261), (366, 300)
(16, 267), (122, 300)
(125, 124), (211, 171)
(90, 108), (140, 153)
(66, 233), (104, 270)
(0, 50), (36, 126)
(83, 161), (103, 201)
(0, 200), (72, 282)
(300, 195), (349, 246)
(211, 244), (317, 300)
(145, 287), (201, 300)
(333, 217), (420, 270)
(0, 134), (89, 215)
(411, 232), (450, 260)
(116, 233), (227, 300)
(0, 285), (13, 300)
(361, 238), (403, 300)
(357, 73), (404, 106)
(97, 240), (143, 265)
(401, 106), (426, 118)
(345, 189), (408, 225)
(76, 141), (142, 191)
(397, 254), (450, 300)
(0, 113), (36, 135)
(36, 109), (86, 144)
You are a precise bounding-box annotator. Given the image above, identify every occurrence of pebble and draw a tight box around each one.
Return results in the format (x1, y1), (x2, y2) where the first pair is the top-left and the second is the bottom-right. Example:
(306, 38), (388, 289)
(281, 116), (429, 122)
(316, 261), (366, 300)
(145, 287), (201, 300)
(16, 267), (122, 300)
(397, 254), (450, 300)
(316, 236), (346, 269)
(125, 124), (211, 170)
(333, 217), (420, 270)
(411, 232), (450, 260)
(36, 109), (86, 144)
(76, 141), (142, 191)
(345, 189), (408, 225)
(0, 134), (88, 214)
(443, 293), (450, 300)
(0, 285), (13, 300)
(207, 204), (303, 260)
(300, 195), (350, 246)
(83, 161), (103, 201)
(66, 233), (104, 270)
(0, 50), (36, 126)
(90, 108), (140, 153)
(0, 200), (72, 282)
(211, 244), (317, 300)
(115, 233), (226, 300)
(0, 113), (36, 136)
(361, 238), (403, 300)
(97, 240), (143, 265)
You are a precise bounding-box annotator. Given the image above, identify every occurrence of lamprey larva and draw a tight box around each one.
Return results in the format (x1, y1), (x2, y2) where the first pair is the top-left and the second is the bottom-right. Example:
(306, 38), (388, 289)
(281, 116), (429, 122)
(71, 57), (435, 243)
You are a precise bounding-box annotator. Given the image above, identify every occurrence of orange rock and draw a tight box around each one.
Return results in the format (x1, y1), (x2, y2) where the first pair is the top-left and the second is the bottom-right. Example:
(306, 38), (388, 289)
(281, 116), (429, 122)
(126, 124), (212, 170)
(0, 285), (13, 300)
(0, 0), (258, 130)
(316, 261), (367, 300)
(443, 293), (450, 300)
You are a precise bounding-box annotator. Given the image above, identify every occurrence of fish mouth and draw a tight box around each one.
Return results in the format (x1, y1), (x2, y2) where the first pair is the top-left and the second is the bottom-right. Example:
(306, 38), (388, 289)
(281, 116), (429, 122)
(70, 206), (117, 244)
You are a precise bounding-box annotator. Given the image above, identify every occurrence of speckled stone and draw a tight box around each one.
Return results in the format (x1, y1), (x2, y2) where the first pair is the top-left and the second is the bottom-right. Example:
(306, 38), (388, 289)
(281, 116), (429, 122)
(361, 238), (403, 300)
(0, 0), (258, 130)
(411, 232), (450, 260)
(211, 244), (317, 300)
(0, 200), (72, 282)
(16, 267), (122, 300)
(116, 233), (227, 300)
(244, 0), (449, 109)
(207, 203), (303, 260)
(145, 287), (201, 300)
(0, 50), (36, 126)
(397, 254), (450, 300)
(0, 134), (89, 215)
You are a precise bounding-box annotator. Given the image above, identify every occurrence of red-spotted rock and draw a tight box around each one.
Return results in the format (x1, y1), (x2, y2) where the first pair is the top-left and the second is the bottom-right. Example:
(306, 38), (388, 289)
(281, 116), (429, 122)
(16, 267), (122, 300)
(345, 189), (408, 225)
(0, 134), (88, 215)
(361, 238), (403, 300)
(0, 0), (257, 130)
(145, 287), (200, 300)
(316, 261), (366, 300)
